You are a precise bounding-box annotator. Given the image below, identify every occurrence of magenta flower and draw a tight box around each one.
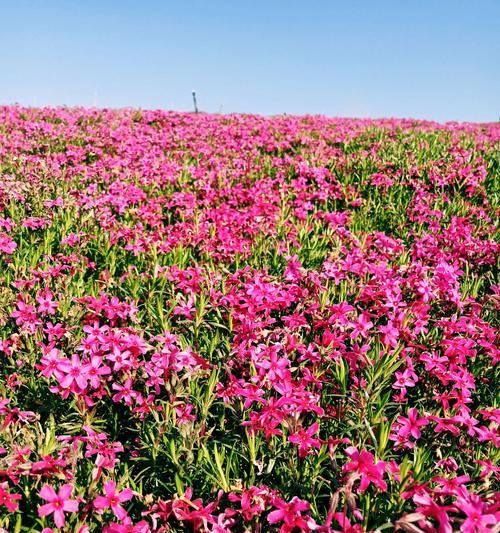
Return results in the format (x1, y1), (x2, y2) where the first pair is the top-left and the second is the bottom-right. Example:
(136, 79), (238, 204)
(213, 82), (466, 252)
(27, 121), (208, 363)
(0, 234), (16, 254)
(106, 345), (132, 372)
(39, 348), (64, 379)
(94, 480), (133, 520)
(38, 484), (79, 528)
(379, 321), (399, 348)
(267, 496), (314, 532)
(455, 492), (497, 533)
(255, 348), (290, 382)
(11, 300), (37, 327)
(36, 291), (58, 315)
(83, 356), (111, 389)
(288, 422), (322, 458)
(349, 313), (374, 340)
(413, 493), (452, 533)
(343, 447), (387, 492)
(397, 408), (428, 439)
(428, 415), (461, 436)
(111, 378), (137, 405)
(0, 482), (21, 512)
(393, 370), (417, 390)
(57, 354), (88, 390)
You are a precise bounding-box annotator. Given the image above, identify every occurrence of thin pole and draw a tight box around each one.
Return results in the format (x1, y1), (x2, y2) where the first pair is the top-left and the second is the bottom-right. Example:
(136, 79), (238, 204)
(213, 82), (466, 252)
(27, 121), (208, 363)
(192, 90), (199, 113)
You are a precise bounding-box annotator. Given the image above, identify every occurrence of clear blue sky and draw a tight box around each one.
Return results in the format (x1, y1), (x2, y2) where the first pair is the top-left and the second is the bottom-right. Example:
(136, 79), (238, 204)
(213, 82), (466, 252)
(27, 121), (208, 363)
(1, 0), (499, 122)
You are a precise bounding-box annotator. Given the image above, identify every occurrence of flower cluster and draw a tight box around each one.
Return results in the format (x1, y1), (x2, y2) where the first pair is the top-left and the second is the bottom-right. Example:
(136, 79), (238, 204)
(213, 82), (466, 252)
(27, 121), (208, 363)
(0, 106), (498, 531)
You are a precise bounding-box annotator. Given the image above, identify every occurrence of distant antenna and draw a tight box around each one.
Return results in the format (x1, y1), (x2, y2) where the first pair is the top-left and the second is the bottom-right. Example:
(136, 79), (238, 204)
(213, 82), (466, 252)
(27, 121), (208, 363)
(192, 90), (199, 113)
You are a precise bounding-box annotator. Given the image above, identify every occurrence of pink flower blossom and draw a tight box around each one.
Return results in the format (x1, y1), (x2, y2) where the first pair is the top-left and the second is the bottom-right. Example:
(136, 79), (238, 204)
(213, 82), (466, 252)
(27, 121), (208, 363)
(38, 484), (79, 528)
(268, 496), (316, 532)
(397, 408), (428, 439)
(94, 480), (133, 520)
(0, 234), (16, 254)
(0, 482), (21, 512)
(455, 493), (498, 532)
(343, 447), (387, 492)
(288, 422), (322, 457)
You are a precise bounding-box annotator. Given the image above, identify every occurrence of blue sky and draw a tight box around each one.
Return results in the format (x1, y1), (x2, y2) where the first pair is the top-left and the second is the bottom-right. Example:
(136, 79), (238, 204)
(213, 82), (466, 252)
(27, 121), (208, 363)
(1, 0), (499, 122)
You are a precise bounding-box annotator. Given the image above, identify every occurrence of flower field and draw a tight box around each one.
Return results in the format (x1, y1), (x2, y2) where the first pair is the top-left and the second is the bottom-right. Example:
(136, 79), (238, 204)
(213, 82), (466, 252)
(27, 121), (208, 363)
(0, 106), (498, 532)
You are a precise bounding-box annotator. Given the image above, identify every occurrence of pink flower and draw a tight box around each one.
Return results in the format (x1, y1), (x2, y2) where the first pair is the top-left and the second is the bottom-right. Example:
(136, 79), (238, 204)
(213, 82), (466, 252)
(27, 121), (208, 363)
(11, 300), (38, 327)
(173, 296), (195, 320)
(343, 447), (387, 492)
(288, 422), (322, 457)
(83, 356), (111, 389)
(106, 345), (131, 372)
(397, 408), (428, 439)
(36, 291), (58, 315)
(393, 370), (417, 390)
(331, 512), (364, 533)
(171, 488), (220, 530)
(268, 496), (315, 532)
(228, 486), (272, 521)
(379, 321), (399, 348)
(111, 378), (137, 405)
(0, 482), (21, 512)
(284, 255), (303, 281)
(57, 354), (88, 390)
(255, 347), (290, 382)
(433, 474), (470, 496)
(475, 459), (500, 479)
(455, 492), (497, 533)
(175, 403), (197, 425)
(349, 313), (374, 340)
(413, 493), (452, 533)
(39, 348), (64, 379)
(94, 480), (133, 520)
(0, 234), (16, 254)
(38, 484), (79, 528)
(428, 415), (461, 436)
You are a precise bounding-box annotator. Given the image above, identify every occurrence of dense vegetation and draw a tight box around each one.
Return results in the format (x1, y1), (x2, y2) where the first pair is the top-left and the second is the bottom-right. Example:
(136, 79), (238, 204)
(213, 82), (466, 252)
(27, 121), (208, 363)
(0, 107), (498, 532)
